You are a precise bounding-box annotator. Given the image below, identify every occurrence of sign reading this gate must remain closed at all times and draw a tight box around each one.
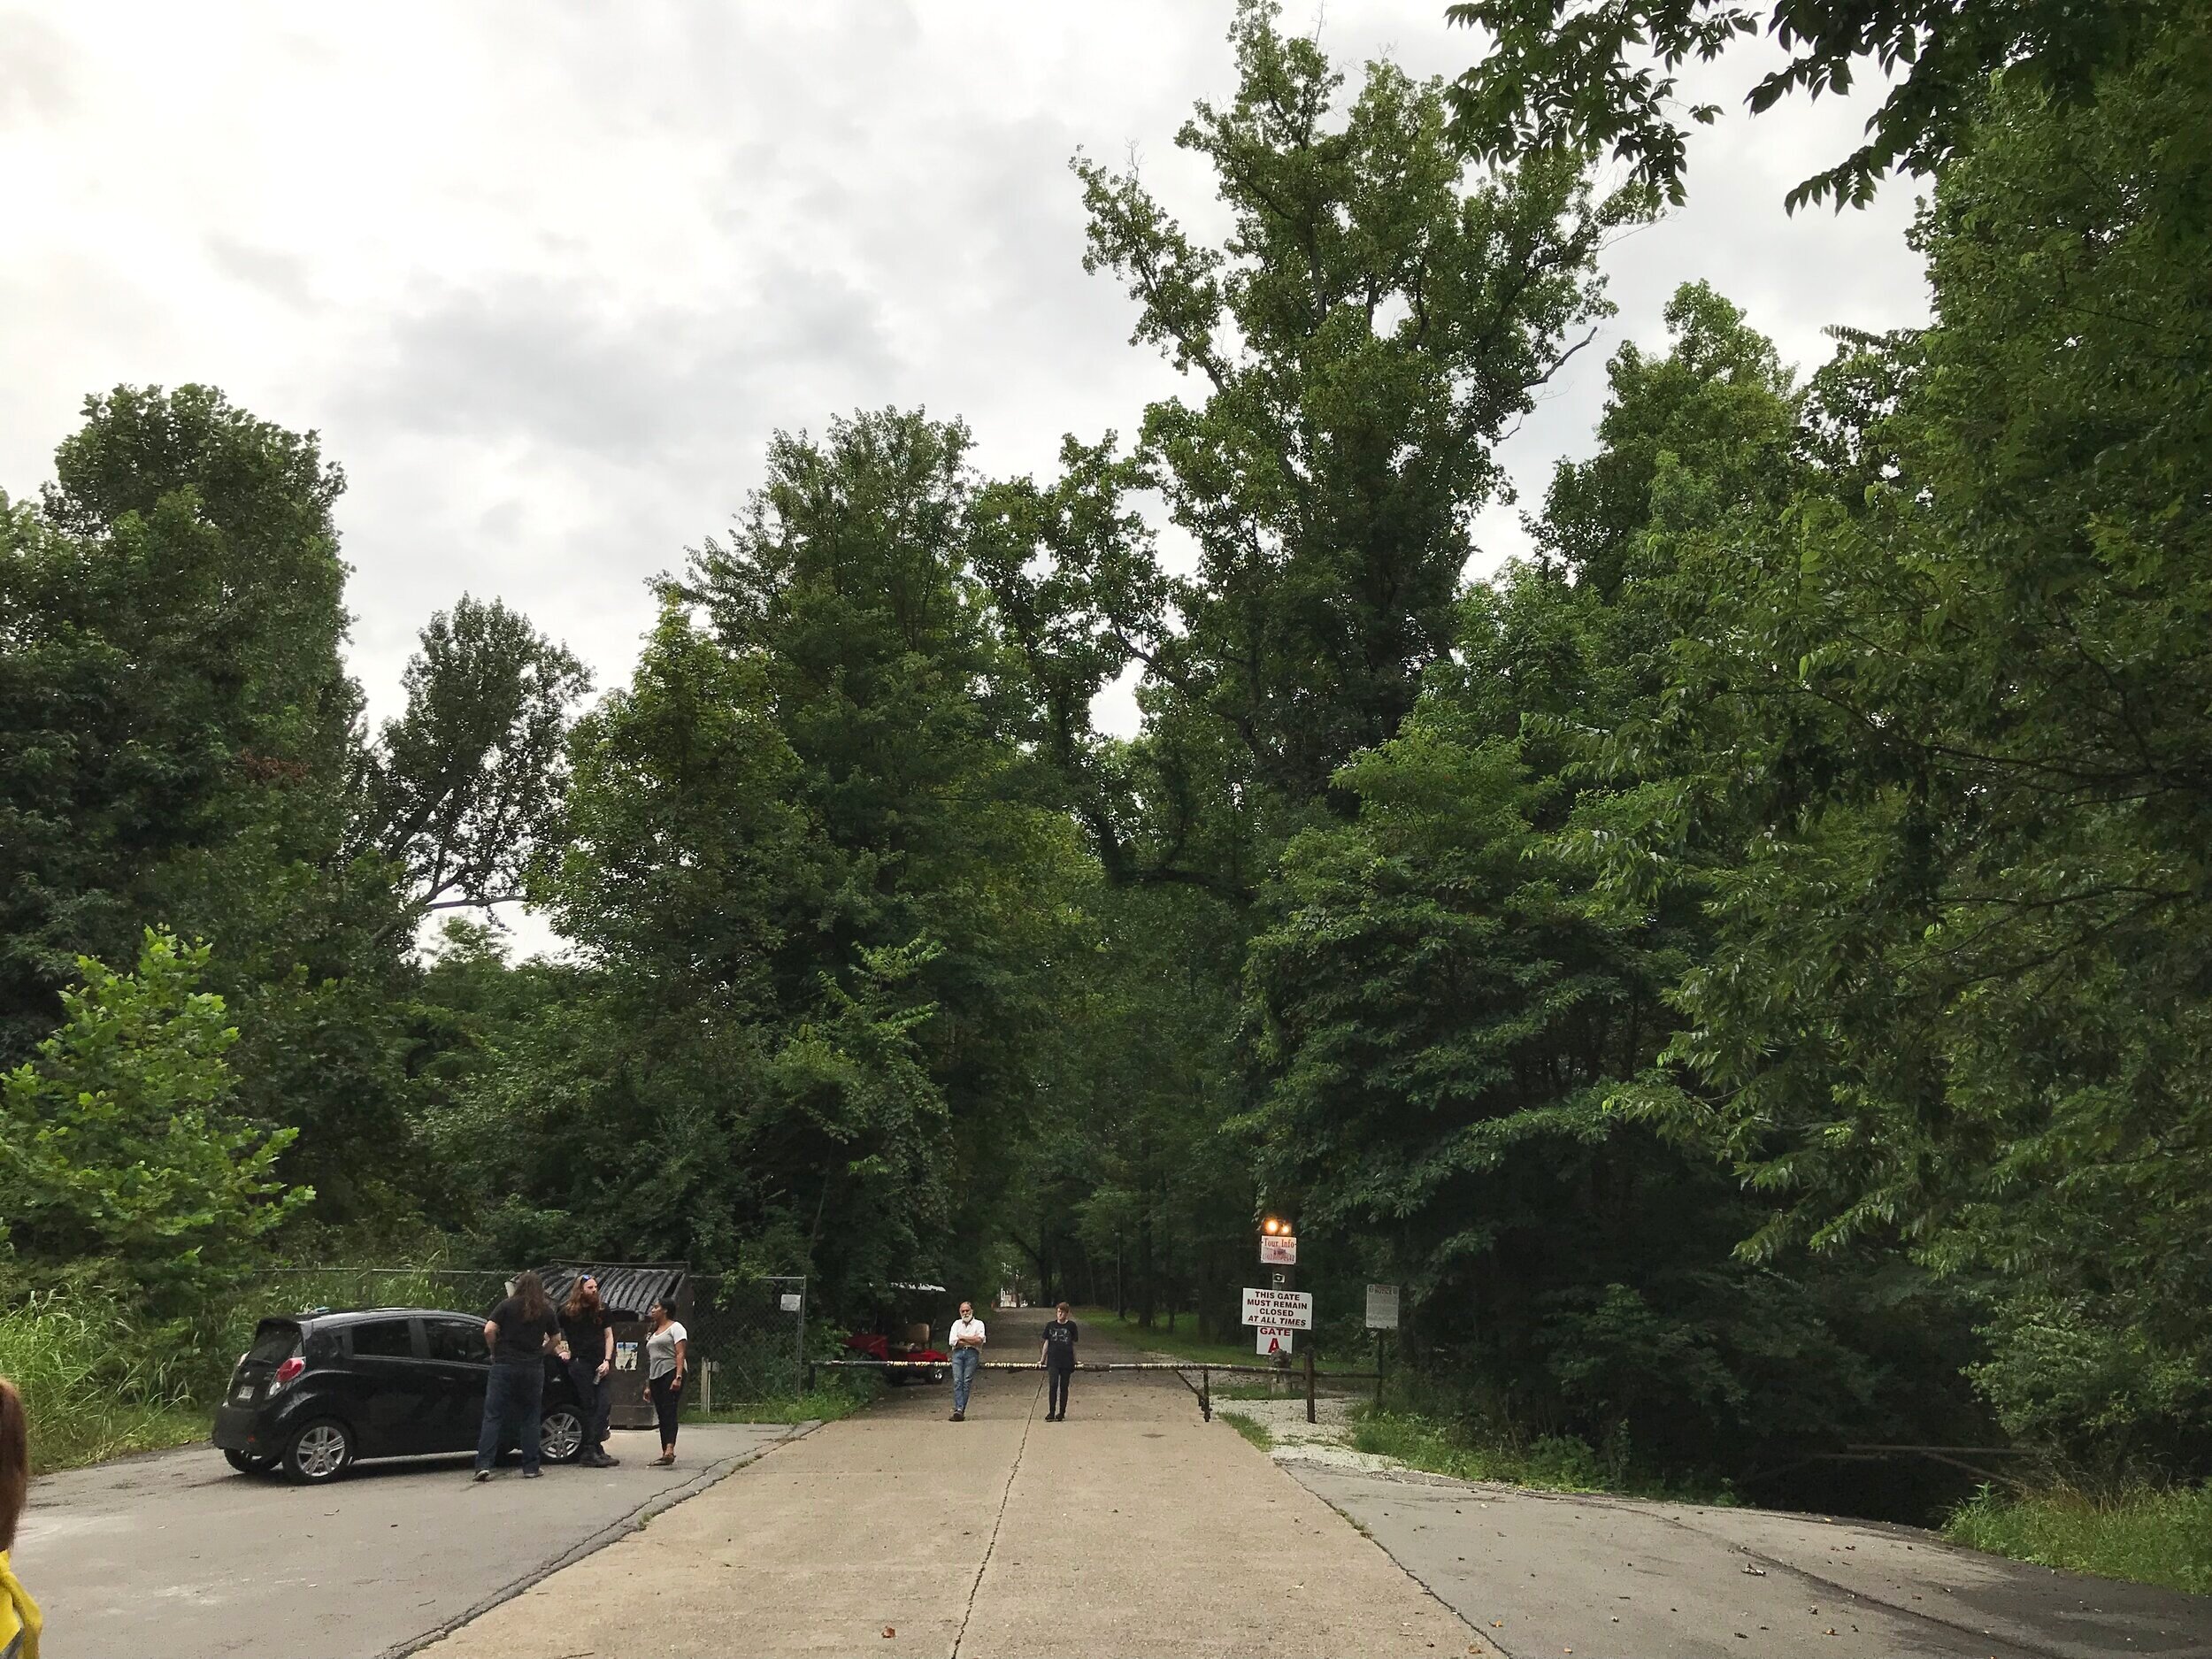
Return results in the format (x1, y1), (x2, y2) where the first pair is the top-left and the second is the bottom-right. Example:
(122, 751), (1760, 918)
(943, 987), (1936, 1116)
(1240, 1287), (1314, 1330)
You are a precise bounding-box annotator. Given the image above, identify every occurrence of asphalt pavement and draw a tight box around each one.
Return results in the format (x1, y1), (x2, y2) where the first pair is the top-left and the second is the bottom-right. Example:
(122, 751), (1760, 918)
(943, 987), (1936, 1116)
(1284, 1458), (2212, 1659)
(18, 1422), (804, 1659)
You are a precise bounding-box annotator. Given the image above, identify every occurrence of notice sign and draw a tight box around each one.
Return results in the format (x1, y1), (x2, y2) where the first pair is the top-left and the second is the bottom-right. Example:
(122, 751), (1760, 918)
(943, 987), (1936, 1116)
(780, 1292), (803, 1313)
(1260, 1233), (1297, 1265)
(1365, 1284), (1401, 1331)
(1256, 1324), (1296, 1356)
(1240, 1286), (1315, 1330)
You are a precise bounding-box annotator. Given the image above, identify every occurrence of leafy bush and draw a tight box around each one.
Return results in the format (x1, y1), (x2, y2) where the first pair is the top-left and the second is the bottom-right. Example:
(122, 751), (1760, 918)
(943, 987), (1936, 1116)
(0, 930), (311, 1319)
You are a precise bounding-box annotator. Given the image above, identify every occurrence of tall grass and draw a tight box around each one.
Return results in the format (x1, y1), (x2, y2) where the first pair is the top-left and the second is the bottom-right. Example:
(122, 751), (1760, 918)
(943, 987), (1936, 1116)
(1351, 1408), (1732, 1503)
(1946, 1483), (2212, 1595)
(0, 1293), (201, 1472)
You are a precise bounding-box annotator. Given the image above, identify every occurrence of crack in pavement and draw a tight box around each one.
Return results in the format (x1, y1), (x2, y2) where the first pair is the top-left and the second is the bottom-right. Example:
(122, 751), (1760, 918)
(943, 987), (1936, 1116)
(951, 1369), (1043, 1659)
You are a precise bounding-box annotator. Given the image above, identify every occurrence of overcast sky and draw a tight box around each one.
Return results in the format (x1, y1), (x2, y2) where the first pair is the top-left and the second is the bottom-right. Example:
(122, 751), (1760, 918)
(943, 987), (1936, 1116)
(1, 2), (1927, 952)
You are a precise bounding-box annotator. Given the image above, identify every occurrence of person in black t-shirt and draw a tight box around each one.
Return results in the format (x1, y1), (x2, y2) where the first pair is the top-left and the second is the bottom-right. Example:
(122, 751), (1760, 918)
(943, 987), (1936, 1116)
(1038, 1302), (1079, 1421)
(558, 1275), (618, 1468)
(474, 1271), (560, 1481)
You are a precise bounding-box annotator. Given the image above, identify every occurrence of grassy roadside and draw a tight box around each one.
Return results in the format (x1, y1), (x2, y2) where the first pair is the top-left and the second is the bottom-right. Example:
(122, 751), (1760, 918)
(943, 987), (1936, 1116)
(1352, 1409), (1732, 1504)
(690, 1376), (881, 1426)
(1, 1296), (208, 1473)
(1944, 1483), (2212, 1595)
(1219, 1409), (1274, 1451)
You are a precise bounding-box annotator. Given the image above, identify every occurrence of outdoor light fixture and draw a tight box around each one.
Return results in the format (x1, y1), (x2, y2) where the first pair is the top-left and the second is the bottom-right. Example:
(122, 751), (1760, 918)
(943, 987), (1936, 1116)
(1262, 1216), (1293, 1235)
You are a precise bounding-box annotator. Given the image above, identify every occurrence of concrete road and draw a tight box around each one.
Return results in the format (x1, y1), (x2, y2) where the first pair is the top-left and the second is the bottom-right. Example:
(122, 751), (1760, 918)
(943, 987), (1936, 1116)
(18, 1422), (804, 1659)
(424, 1334), (1475, 1657)
(1285, 1459), (2212, 1659)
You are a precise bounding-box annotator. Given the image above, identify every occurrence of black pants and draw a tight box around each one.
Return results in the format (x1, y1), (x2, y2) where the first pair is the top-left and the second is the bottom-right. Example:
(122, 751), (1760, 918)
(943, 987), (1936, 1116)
(649, 1372), (683, 1446)
(1046, 1363), (1071, 1417)
(476, 1361), (543, 1473)
(567, 1358), (611, 1450)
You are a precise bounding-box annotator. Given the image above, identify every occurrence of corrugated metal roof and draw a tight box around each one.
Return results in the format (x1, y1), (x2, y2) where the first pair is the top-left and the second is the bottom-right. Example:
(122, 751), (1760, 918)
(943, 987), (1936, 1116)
(533, 1262), (688, 1320)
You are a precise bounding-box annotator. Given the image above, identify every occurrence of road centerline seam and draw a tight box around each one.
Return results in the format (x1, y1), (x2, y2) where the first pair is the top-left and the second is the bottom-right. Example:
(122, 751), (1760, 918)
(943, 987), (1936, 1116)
(949, 1370), (1043, 1659)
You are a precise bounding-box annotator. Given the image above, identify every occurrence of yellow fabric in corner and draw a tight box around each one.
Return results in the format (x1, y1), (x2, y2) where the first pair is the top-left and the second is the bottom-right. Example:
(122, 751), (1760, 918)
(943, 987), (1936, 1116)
(0, 1549), (40, 1659)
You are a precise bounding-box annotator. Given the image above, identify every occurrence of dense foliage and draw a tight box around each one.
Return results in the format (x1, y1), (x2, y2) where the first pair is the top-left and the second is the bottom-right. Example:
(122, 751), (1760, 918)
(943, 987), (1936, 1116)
(4, 0), (2208, 1518)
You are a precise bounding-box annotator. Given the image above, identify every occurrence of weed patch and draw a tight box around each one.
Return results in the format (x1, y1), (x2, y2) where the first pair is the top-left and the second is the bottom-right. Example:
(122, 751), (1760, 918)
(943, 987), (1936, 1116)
(1946, 1483), (2212, 1595)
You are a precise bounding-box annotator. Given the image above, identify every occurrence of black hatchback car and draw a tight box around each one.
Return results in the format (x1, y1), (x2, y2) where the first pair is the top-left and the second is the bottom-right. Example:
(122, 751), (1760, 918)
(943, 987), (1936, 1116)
(212, 1308), (590, 1483)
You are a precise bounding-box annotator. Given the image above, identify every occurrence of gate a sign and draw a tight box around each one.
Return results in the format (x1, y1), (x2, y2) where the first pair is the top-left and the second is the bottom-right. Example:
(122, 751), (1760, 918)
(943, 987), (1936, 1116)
(1240, 1286), (1314, 1330)
(1256, 1323), (1296, 1356)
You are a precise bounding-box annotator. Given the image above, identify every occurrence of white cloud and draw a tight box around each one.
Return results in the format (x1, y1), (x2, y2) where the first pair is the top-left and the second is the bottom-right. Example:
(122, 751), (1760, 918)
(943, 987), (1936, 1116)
(1, 2), (1930, 954)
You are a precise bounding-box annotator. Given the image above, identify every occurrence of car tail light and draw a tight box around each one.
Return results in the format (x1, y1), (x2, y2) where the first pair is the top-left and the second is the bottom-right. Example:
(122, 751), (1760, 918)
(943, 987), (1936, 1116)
(271, 1356), (305, 1393)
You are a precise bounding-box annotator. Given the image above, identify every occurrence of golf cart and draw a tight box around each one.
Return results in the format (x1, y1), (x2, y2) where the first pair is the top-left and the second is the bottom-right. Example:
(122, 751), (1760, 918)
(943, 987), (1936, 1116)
(841, 1280), (951, 1385)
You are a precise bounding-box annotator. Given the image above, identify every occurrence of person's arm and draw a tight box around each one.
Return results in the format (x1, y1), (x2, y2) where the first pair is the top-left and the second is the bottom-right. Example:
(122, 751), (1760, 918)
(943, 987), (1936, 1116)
(482, 1319), (500, 1352)
(674, 1334), (688, 1389)
(599, 1325), (614, 1379)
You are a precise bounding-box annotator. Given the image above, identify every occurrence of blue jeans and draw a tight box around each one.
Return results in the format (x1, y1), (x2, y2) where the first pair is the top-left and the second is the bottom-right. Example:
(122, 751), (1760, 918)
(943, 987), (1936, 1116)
(951, 1347), (979, 1412)
(476, 1360), (544, 1473)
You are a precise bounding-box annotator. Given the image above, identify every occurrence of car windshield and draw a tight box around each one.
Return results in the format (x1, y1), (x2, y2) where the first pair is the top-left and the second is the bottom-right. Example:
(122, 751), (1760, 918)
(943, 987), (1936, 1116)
(247, 1322), (301, 1364)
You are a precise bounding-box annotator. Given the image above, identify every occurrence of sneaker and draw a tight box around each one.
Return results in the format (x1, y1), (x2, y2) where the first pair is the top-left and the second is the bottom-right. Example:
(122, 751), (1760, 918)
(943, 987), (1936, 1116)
(950, 1410), (964, 1422)
(472, 1470), (491, 1483)
(522, 1467), (543, 1479)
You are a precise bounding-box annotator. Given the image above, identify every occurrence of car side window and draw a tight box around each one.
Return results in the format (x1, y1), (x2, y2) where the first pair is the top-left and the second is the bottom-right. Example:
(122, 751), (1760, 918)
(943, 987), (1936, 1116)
(426, 1319), (488, 1364)
(349, 1318), (416, 1359)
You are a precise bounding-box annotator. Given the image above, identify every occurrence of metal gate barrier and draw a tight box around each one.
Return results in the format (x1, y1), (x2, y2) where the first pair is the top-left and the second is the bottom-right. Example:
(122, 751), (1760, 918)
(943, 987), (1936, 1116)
(811, 1354), (1379, 1425)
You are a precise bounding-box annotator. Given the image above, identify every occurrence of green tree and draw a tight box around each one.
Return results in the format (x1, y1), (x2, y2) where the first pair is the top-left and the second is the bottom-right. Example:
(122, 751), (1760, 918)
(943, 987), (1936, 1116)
(1607, 18), (2212, 1471)
(997, 0), (1644, 888)
(1445, 0), (2165, 208)
(355, 595), (592, 933)
(0, 930), (310, 1315)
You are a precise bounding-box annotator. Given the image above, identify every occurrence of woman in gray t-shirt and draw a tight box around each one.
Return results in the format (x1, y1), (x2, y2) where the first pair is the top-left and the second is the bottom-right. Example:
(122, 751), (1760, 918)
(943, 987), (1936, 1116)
(643, 1298), (687, 1466)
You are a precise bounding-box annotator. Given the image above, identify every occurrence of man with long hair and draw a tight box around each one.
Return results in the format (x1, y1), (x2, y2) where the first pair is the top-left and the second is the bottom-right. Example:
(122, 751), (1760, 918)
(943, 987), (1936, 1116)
(474, 1271), (560, 1482)
(559, 1275), (618, 1468)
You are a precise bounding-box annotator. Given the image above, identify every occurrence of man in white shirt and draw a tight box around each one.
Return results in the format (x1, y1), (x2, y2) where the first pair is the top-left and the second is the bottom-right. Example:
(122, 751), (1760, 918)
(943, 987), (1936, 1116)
(947, 1302), (987, 1421)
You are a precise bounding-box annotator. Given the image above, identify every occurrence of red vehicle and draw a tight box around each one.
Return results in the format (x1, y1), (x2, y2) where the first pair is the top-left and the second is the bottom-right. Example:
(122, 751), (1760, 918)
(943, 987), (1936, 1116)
(842, 1281), (950, 1385)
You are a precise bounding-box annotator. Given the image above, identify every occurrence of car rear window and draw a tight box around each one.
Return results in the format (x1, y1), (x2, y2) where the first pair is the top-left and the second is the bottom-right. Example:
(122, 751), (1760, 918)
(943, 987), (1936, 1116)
(248, 1322), (301, 1364)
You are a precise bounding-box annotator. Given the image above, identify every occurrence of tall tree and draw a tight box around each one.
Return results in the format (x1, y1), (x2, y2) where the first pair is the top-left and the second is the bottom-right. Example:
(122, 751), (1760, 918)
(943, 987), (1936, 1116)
(1002, 0), (1643, 885)
(1445, 0), (2165, 208)
(355, 595), (592, 933)
(1607, 16), (2212, 1471)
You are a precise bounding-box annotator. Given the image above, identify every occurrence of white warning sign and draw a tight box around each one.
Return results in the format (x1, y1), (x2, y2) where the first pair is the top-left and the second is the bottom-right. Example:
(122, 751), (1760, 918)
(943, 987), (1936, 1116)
(1240, 1287), (1314, 1330)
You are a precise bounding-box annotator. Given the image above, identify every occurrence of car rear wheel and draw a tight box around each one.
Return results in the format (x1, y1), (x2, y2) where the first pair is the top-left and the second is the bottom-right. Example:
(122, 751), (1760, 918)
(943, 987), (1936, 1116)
(540, 1404), (586, 1464)
(929, 1366), (947, 1385)
(282, 1419), (354, 1484)
(223, 1448), (276, 1475)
